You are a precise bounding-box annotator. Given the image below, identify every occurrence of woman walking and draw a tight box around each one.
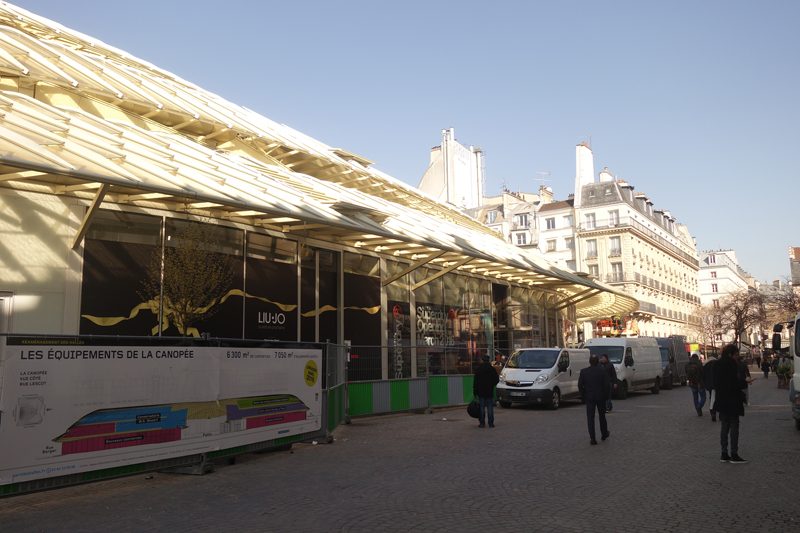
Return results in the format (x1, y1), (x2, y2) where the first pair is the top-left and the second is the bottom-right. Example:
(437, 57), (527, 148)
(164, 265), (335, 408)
(761, 357), (771, 379)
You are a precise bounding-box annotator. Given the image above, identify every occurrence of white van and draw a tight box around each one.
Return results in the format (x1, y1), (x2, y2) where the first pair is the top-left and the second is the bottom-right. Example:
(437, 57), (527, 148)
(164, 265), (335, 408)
(496, 347), (591, 410)
(583, 338), (662, 398)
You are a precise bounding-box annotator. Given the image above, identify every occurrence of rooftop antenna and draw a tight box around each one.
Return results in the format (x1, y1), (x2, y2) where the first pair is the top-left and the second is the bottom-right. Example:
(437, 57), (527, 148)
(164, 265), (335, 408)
(580, 134), (592, 149)
(533, 171), (551, 188)
(501, 178), (509, 192)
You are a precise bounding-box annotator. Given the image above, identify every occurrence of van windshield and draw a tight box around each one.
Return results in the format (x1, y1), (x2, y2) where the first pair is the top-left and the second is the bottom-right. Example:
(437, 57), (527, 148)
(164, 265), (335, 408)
(586, 346), (624, 364)
(506, 349), (559, 369)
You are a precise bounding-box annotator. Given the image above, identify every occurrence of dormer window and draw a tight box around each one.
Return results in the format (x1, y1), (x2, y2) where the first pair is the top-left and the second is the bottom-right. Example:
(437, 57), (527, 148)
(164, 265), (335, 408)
(486, 210), (497, 223)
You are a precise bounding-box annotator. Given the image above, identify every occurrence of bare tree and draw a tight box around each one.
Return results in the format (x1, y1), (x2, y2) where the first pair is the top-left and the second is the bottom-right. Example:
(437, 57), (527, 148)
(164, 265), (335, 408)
(768, 277), (800, 320)
(719, 287), (765, 346)
(691, 304), (724, 356)
(140, 221), (235, 337)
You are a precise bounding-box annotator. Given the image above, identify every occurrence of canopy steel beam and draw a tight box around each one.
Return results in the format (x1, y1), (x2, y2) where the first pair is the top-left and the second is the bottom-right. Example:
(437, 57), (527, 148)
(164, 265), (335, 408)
(71, 183), (110, 250)
(411, 257), (474, 291)
(552, 288), (599, 311)
(382, 250), (445, 287)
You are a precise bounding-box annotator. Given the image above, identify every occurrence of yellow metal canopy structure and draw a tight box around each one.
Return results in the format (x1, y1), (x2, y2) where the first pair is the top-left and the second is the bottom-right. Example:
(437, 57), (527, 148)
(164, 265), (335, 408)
(0, 3), (638, 321)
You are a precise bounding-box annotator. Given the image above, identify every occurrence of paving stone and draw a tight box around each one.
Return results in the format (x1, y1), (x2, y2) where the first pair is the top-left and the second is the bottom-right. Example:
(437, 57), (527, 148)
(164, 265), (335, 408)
(0, 368), (797, 532)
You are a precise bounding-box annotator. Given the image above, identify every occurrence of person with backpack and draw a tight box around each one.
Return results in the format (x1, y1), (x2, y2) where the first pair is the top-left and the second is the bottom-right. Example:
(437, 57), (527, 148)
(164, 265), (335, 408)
(703, 353), (718, 421)
(686, 353), (705, 417)
(473, 354), (500, 428)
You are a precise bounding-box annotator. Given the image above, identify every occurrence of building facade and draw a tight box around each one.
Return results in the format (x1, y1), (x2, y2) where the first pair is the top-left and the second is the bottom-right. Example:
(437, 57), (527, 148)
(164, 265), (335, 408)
(417, 128), (485, 210)
(536, 144), (701, 339)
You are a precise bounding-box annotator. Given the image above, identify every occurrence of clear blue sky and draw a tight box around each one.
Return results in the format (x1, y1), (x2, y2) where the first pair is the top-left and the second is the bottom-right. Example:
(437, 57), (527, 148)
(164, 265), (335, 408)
(16, 0), (799, 284)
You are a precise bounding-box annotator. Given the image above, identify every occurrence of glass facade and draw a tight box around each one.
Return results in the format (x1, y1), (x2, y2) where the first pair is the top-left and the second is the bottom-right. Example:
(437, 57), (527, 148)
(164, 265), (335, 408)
(80, 210), (578, 379)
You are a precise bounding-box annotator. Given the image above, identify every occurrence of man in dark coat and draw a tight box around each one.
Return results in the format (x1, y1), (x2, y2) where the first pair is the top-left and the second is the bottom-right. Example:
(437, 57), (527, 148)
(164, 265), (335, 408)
(578, 354), (611, 445)
(702, 353), (718, 421)
(712, 344), (754, 463)
(600, 354), (617, 412)
(686, 354), (705, 417)
(473, 354), (500, 428)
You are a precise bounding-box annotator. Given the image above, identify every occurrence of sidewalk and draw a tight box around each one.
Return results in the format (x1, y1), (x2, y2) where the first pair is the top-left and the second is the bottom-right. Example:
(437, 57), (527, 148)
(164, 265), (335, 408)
(1, 373), (798, 532)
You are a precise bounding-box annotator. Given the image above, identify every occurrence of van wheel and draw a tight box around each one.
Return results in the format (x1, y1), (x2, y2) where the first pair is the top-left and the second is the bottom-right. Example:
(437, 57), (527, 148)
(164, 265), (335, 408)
(795, 418), (800, 431)
(651, 379), (660, 394)
(499, 401), (512, 408)
(549, 389), (560, 410)
(619, 381), (628, 400)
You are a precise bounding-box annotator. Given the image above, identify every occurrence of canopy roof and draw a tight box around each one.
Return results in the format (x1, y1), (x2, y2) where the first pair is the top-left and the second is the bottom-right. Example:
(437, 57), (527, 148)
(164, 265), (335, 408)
(0, 3), (638, 320)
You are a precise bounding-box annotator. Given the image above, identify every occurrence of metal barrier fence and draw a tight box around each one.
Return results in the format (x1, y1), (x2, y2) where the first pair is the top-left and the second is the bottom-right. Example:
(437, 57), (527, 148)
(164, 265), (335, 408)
(343, 344), (481, 418)
(0, 334), (347, 496)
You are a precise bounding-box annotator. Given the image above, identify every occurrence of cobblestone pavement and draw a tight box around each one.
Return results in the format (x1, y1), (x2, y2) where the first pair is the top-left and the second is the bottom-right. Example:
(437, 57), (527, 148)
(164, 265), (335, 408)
(2, 369), (798, 532)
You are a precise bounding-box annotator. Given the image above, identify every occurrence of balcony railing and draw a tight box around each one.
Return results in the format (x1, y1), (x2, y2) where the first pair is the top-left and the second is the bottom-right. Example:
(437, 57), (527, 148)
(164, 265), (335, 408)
(586, 250), (598, 259)
(609, 248), (622, 256)
(579, 218), (699, 267)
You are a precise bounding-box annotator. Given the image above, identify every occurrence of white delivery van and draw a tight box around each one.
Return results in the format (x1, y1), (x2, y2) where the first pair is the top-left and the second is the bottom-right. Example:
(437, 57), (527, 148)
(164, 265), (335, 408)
(583, 338), (662, 399)
(496, 347), (591, 410)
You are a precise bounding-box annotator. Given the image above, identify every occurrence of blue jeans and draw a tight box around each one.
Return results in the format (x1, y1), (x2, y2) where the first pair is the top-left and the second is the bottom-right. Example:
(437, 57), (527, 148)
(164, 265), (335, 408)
(691, 386), (706, 409)
(478, 396), (494, 426)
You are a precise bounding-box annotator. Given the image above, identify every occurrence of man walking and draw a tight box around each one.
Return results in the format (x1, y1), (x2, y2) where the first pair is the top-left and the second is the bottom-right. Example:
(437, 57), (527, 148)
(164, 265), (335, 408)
(578, 354), (611, 445)
(713, 344), (754, 464)
(703, 352), (718, 421)
(473, 354), (500, 428)
(600, 354), (617, 412)
(686, 353), (705, 417)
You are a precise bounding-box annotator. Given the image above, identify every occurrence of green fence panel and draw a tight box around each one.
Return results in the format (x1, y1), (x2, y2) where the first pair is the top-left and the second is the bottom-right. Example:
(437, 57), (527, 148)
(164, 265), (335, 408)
(461, 376), (474, 403)
(429, 376), (449, 406)
(337, 386), (343, 423)
(389, 380), (410, 411)
(347, 382), (373, 415)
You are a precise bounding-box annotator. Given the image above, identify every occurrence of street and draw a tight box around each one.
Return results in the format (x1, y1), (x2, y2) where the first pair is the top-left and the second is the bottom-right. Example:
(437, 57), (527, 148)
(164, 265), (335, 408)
(1, 371), (798, 532)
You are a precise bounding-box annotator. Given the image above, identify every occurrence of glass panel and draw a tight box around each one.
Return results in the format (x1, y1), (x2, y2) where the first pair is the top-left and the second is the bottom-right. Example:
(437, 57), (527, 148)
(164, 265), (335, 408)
(344, 252), (380, 277)
(86, 210), (161, 245)
(246, 233), (296, 264)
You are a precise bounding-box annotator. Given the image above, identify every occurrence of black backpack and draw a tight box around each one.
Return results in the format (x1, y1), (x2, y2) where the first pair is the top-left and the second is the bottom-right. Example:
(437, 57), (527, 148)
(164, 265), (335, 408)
(686, 362), (699, 384)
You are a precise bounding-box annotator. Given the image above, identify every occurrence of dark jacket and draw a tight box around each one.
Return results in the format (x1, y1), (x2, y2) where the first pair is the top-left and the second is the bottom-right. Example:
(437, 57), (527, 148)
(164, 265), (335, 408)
(702, 358), (716, 392)
(578, 365), (611, 403)
(473, 362), (500, 398)
(761, 360), (771, 373)
(712, 354), (746, 417)
(601, 360), (617, 388)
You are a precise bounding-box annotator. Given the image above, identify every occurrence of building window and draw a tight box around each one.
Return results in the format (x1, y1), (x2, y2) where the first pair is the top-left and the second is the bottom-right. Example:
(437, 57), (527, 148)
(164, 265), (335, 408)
(608, 210), (619, 226)
(586, 239), (597, 259)
(546, 239), (556, 252)
(517, 214), (528, 228)
(588, 190), (595, 198)
(709, 255), (716, 264)
(711, 283), (718, 293)
(486, 210), (497, 224)
(565, 237), (575, 250)
(714, 333), (722, 341)
(516, 233), (527, 245)
(588, 265), (599, 277)
(585, 213), (596, 230)
(710, 271), (717, 278)
(566, 260), (576, 271)
(563, 215), (573, 227)
(713, 299), (719, 308)
(605, 187), (612, 196)
(609, 236), (621, 256)
(546, 217), (555, 230)
(611, 263), (623, 282)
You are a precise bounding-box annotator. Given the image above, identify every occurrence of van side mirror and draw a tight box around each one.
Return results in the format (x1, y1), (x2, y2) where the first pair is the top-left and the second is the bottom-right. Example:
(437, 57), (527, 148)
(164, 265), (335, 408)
(772, 333), (782, 352)
(625, 356), (634, 367)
